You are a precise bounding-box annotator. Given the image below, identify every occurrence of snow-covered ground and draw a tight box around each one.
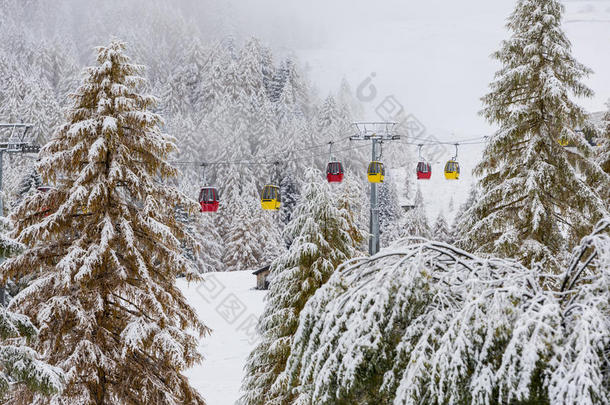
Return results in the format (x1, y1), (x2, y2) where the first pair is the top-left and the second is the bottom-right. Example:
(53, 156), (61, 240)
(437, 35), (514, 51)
(179, 272), (266, 405)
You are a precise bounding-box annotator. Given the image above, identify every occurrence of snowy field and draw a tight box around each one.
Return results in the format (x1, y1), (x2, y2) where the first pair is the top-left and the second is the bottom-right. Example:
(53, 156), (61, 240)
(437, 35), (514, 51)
(179, 272), (266, 405)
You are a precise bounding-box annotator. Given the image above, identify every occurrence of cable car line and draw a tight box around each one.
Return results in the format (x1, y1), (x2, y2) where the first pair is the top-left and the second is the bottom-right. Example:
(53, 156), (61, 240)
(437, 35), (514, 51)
(187, 129), (487, 213)
(170, 143), (370, 168)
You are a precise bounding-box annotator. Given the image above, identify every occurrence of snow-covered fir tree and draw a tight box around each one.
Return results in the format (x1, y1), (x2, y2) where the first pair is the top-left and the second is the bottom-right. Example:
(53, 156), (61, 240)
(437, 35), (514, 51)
(432, 210), (452, 244)
(276, 219), (610, 404)
(222, 181), (284, 271)
(402, 186), (430, 239)
(453, 183), (479, 250)
(402, 167), (412, 202)
(1, 41), (208, 404)
(337, 77), (364, 120)
(279, 168), (300, 230)
(14, 168), (42, 207)
(461, 0), (608, 272)
(176, 205), (223, 274)
(598, 99), (610, 175)
(378, 171), (404, 246)
(335, 175), (367, 253)
(0, 217), (64, 401)
(241, 168), (359, 405)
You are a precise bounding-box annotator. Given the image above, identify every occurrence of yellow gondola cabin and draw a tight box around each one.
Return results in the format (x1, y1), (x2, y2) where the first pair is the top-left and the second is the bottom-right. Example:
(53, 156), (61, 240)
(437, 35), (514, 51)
(444, 160), (460, 180)
(367, 161), (385, 183)
(261, 185), (281, 210)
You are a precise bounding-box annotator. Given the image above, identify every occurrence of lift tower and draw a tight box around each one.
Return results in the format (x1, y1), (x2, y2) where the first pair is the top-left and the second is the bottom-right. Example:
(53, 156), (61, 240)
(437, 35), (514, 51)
(350, 122), (400, 255)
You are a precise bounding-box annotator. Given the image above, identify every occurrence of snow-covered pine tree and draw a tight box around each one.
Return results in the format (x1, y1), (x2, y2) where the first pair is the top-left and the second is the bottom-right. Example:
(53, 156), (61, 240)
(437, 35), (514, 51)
(402, 186), (430, 239)
(432, 210), (451, 244)
(279, 168), (300, 230)
(222, 181), (283, 271)
(1, 40), (208, 404)
(462, 0), (608, 272)
(378, 171), (404, 246)
(270, 57), (309, 117)
(598, 99), (610, 175)
(337, 77), (364, 120)
(199, 39), (232, 115)
(176, 205), (223, 274)
(453, 183), (478, 250)
(14, 168), (42, 207)
(402, 164), (413, 202)
(0, 216), (64, 401)
(335, 175), (367, 253)
(276, 220), (610, 404)
(241, 168), (359, 405)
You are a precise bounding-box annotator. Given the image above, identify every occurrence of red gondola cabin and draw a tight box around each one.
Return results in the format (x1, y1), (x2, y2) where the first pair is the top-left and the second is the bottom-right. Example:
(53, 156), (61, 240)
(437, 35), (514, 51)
(37, 186), (56, 217)
(326, 161), (344, 183)
(199, 187), (219, 212)
(416, 162), (432, 180)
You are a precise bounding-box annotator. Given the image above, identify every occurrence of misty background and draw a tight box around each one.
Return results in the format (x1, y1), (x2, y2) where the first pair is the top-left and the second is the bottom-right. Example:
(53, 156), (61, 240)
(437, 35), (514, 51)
(6, 0), (608, 137)
(0, 0), (608, 233)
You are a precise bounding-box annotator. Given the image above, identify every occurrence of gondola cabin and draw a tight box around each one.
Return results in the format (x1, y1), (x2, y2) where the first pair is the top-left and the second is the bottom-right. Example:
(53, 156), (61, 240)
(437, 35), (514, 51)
(416, 162), (432, 180)
(199, 187), (219, 212)
(326, 161), (344, 183)
(37, 186), (56, 217)
(367, 161), (385, 183)
(444, 160), (460, 180)
(261, 185), (281, 210)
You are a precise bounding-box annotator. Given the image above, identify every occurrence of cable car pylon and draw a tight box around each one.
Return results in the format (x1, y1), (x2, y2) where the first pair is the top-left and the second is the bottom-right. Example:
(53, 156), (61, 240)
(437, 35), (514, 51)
(350, 122), (400, 255)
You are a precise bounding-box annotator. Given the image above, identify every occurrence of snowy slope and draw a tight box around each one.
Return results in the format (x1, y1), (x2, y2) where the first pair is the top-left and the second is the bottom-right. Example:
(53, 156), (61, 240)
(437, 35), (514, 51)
(179, 272), (266, 405)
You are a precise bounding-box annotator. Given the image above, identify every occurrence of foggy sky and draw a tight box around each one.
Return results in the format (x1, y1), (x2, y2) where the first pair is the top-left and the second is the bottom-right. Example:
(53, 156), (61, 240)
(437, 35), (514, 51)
(220, 0), (610, 138)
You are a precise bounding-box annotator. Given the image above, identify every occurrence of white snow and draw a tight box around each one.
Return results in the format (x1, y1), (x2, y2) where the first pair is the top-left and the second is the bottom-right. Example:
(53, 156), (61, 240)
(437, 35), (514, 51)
(179, 271), (266, 405)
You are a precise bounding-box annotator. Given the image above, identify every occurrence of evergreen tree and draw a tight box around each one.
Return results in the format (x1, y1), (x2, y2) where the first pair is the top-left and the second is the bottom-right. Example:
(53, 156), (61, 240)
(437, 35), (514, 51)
(279, 169), (300, 230)
(462, 0), (608, 272)
(337, 77), (364, 119)
(453, 183), (479, 250)
(403, 164), (413, 202)
(378, 172), (403, 246)
(14, 167), (42, 207)
(335, 175), (367, 253)
(176, 206), (223, 274)
(0, 217), (64, 401)
(432, 210), (451, 244)
(277, 220), (610, 404)
(222, 182), (283, 271)
(598, 99), (610, 175)
(1, 41), (208, 404)
(402, 186), (430, 239)
(241, 168), (359, 405)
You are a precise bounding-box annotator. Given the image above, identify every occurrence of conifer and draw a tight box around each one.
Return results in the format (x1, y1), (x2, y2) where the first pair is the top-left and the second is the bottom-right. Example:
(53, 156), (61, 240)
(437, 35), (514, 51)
(0, 217), (64, 401)
(462, 0), (608, 272)
(241, 168), (358, 405)
(1, 40), (208, 404)
(402, 186), (430, 239)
